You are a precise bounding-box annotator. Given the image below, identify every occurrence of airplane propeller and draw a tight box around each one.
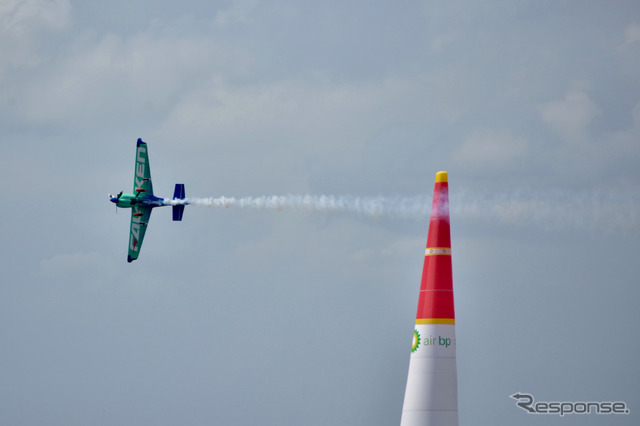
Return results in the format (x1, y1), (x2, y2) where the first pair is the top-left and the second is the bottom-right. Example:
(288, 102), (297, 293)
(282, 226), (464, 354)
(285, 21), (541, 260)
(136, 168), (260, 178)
(109, 191), (123, 213)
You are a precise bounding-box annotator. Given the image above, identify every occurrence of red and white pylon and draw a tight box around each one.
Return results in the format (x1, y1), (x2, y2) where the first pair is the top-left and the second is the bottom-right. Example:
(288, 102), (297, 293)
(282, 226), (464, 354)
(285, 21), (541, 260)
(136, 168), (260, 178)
(401, 171), (458, 426)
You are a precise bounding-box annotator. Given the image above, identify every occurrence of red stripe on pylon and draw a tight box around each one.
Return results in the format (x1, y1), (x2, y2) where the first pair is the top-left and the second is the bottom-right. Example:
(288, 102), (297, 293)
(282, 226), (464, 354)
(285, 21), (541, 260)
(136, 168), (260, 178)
(415, 173), (455, 320)
(426, 181), (451, 248)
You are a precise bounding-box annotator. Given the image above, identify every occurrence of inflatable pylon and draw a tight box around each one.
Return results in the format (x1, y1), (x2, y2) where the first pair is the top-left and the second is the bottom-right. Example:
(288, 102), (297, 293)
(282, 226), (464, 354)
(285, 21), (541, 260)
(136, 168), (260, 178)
(400, 171), (458, 426)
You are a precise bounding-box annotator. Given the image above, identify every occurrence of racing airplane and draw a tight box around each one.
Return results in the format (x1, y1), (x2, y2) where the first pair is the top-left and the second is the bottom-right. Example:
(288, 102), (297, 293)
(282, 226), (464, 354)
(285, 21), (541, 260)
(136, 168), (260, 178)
(109, 138), (188, 262)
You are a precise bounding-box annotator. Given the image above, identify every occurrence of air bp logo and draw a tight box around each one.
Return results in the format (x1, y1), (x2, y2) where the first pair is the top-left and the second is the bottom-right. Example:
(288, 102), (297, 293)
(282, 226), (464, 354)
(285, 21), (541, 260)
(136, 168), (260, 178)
(412, 329), (421, 352)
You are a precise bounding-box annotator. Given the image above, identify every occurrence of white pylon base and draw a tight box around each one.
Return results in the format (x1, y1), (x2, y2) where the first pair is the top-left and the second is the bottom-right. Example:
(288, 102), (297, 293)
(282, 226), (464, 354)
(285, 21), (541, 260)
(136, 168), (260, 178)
(401, 357), (458, 425)
(401, 324), (458, 426)
(400, 410), (458, 425)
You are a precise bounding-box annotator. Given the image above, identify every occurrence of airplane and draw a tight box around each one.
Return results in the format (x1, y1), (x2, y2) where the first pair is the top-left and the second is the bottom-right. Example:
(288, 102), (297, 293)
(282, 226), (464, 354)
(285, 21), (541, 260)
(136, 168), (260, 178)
(109, 138), (188, 262)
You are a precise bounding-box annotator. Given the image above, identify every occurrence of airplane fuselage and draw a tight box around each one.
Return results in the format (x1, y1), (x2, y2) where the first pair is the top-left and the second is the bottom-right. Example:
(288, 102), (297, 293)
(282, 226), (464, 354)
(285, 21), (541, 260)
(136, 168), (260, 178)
(110, 193), (166, 209)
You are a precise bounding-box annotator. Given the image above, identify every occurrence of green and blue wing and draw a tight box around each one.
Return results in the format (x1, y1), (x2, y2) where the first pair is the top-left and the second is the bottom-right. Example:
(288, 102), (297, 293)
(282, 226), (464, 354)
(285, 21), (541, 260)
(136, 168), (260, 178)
(127, 206), (152, 262)
(133, 139), (153, 195)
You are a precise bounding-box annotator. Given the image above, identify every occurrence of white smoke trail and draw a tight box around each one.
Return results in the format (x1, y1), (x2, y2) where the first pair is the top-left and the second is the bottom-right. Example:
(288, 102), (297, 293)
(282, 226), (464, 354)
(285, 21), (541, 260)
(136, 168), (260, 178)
(449, 186), (640, 233)
(164, 187), (640, 233)
(166, 195), (432, 219)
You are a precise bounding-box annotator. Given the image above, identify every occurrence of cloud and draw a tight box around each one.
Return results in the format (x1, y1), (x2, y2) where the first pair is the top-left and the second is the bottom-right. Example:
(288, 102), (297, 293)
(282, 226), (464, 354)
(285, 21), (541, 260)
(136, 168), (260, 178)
(603, 101), (640, 165)
(537, 90), (601, 142)
(16, 31), (219, 127)
(618, 23), (640, 78)
(39, 251), (117, 287)
(624, 23), (640, 44)
(0, 0), (70, 74)
(214, 0), (259, 27)
(430, 33), (463, 52)
(159, 75), (424, 159)
(453, 128), (528, 169)
(0, 0), (70, 36)
(534, 90), (639, 177)
(351, 237), (423, 263)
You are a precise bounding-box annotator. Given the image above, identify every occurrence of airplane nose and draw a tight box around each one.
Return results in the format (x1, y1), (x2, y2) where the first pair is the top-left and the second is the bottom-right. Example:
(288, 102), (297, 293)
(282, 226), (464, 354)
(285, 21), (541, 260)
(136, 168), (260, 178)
(110, 197), (118, 203)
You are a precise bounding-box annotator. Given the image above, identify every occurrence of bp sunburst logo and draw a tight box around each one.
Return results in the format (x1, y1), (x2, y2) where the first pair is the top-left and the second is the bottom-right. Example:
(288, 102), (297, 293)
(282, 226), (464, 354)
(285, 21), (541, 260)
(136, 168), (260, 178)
(411, 329), (421, 352)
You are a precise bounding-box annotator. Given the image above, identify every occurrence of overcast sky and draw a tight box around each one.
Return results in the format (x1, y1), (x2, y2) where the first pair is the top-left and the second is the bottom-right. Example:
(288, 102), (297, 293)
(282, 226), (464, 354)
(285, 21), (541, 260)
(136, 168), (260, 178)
(1, 1), (639, 425)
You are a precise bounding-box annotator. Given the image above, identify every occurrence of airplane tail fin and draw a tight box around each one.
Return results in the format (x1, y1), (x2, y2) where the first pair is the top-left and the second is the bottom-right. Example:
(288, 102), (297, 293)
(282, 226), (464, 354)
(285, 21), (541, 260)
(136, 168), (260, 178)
(172, 183), (185, 221)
